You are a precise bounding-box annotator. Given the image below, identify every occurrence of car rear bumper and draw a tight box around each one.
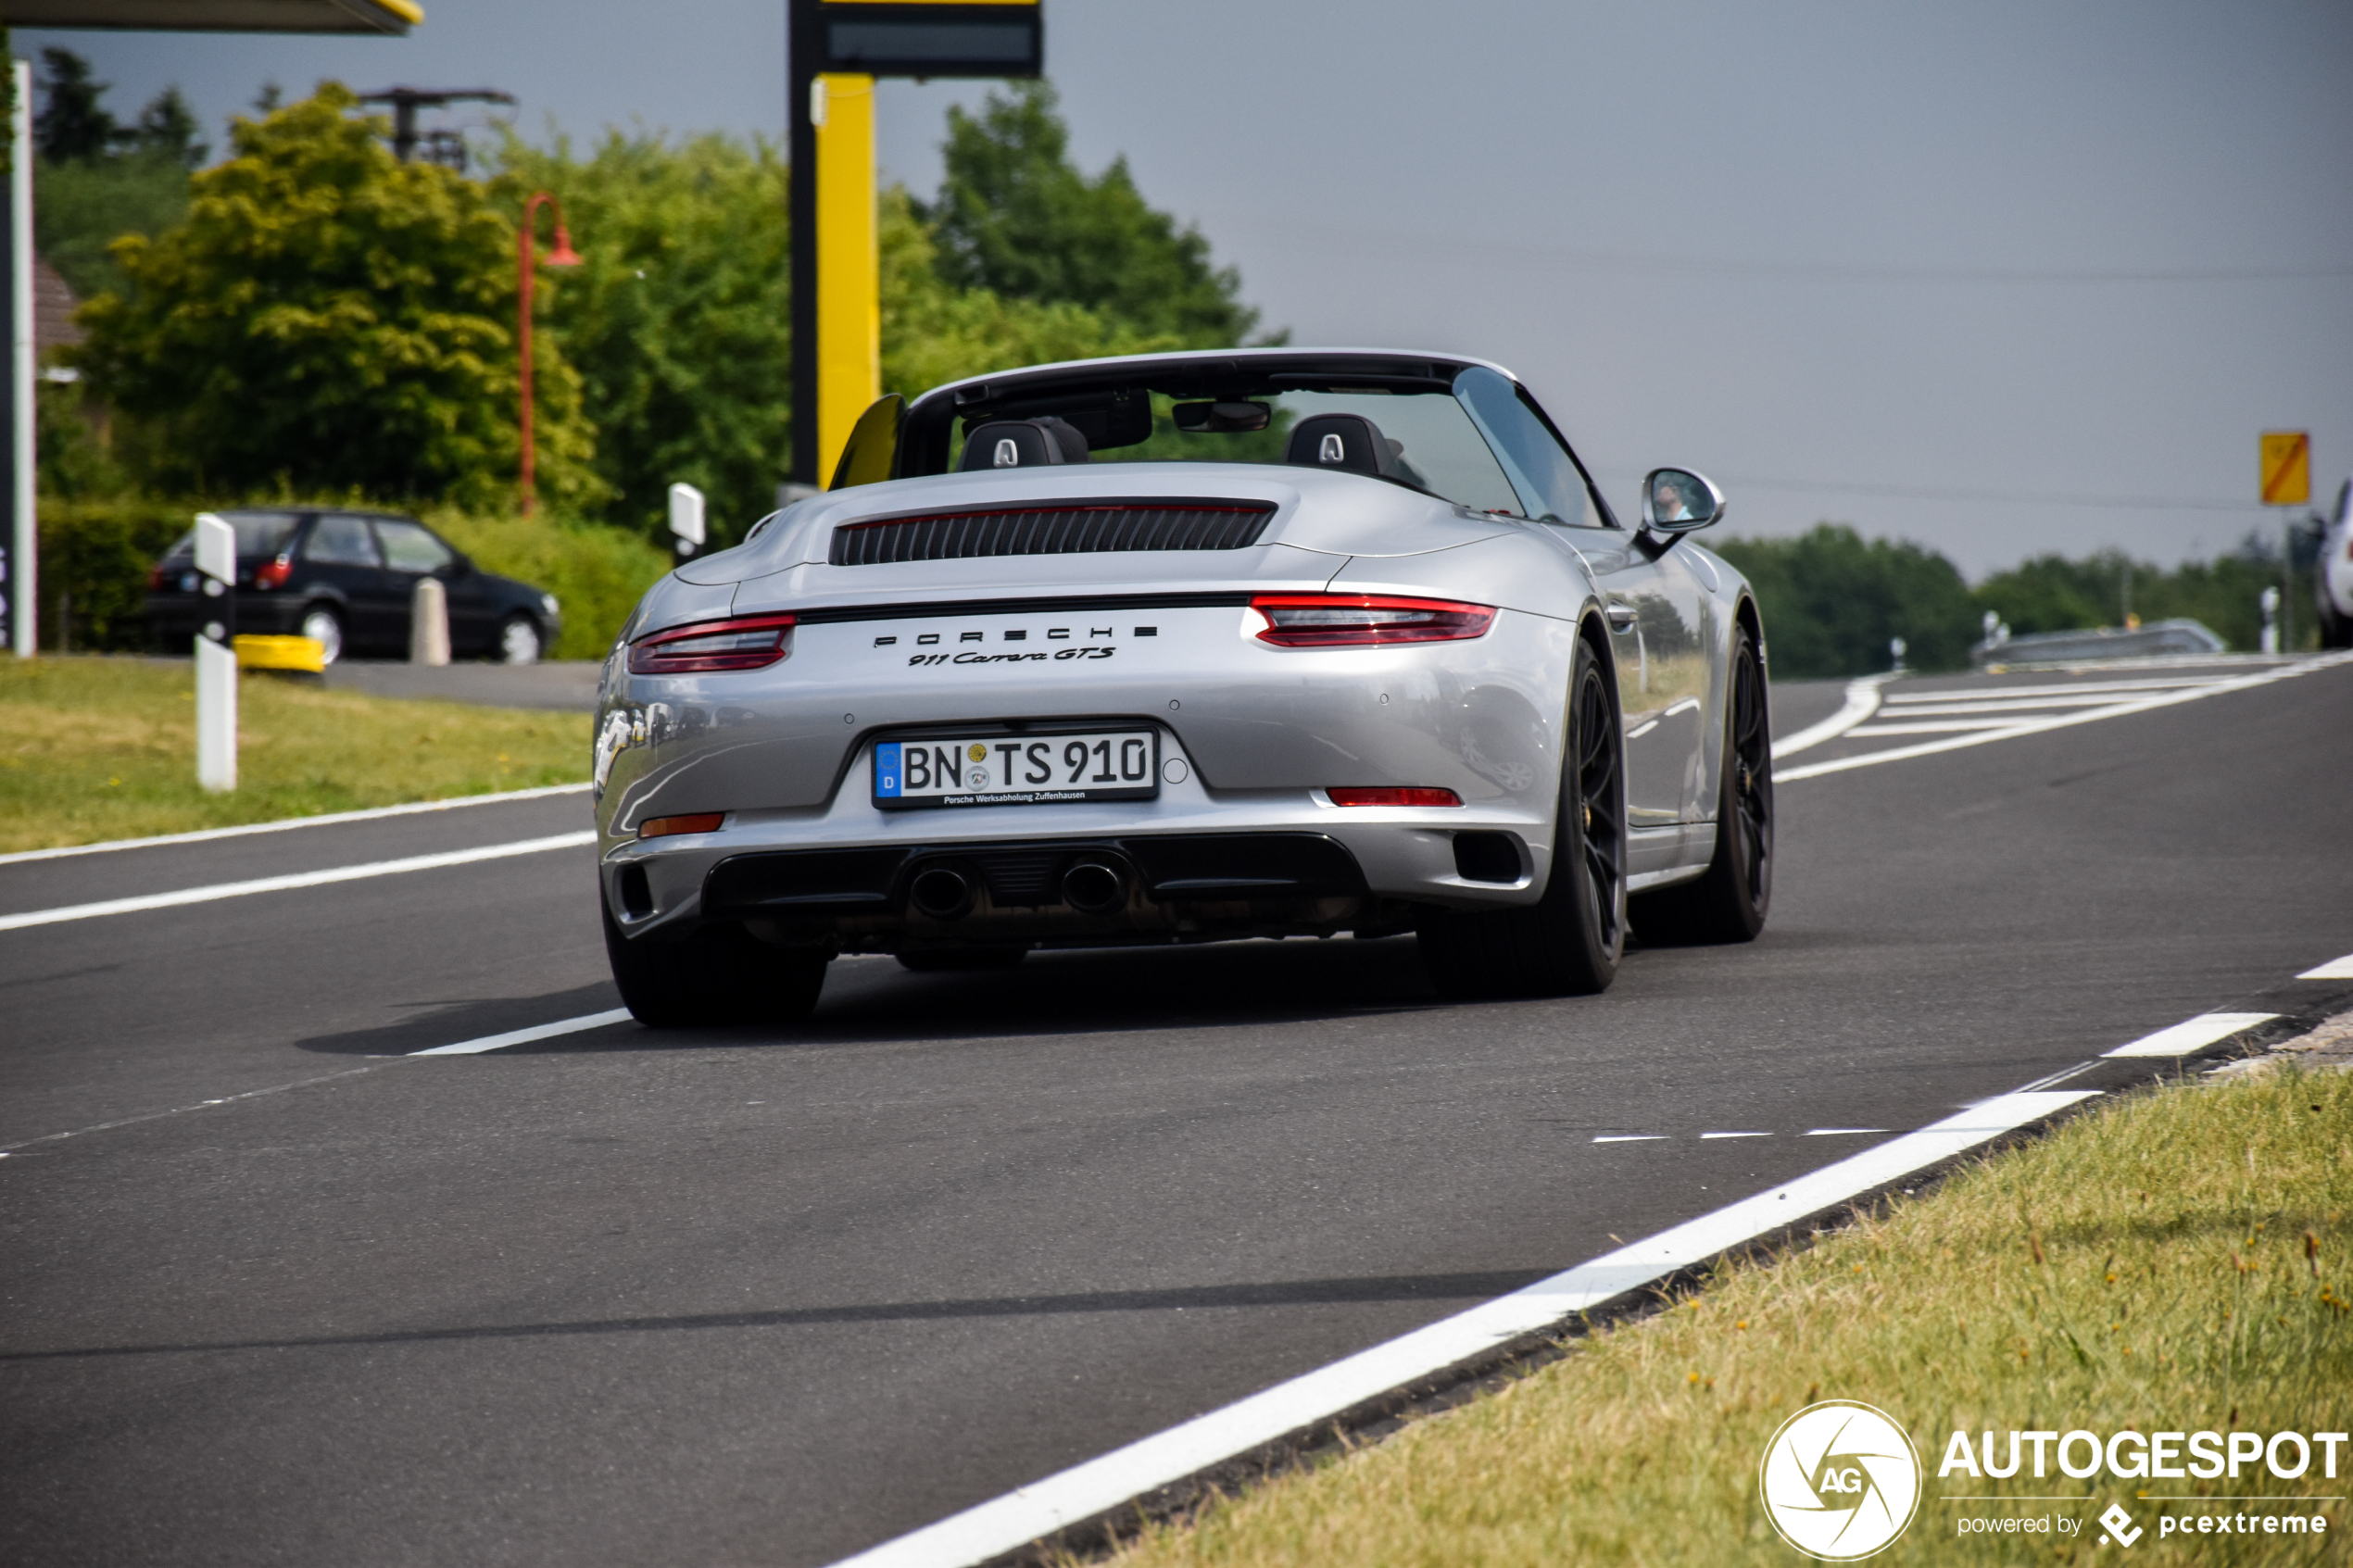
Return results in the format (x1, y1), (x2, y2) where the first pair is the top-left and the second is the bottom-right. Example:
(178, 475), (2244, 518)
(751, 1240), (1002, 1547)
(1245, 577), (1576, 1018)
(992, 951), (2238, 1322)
(600, 742), (1556, 949)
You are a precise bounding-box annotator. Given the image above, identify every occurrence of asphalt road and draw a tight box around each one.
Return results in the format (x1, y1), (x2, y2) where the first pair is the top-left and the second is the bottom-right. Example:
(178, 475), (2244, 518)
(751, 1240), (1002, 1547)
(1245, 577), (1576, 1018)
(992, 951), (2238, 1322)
(4, 658), (2349, 1566)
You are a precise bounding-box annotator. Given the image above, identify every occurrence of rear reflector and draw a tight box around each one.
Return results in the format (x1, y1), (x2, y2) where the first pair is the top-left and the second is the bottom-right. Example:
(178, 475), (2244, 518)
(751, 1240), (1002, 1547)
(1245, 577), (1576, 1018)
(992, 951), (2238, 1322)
(1251, 594), (1495, 646)
(628, 613), (796, 674)
(638, 813), (725, 838)
(1327, 787), (1462, 808)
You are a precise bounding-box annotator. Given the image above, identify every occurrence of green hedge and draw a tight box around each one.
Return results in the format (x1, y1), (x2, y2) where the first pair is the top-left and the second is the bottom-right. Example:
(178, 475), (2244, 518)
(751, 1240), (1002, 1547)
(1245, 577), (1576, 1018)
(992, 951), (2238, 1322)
(27, 495), (671, 660)
(423, 507), (670, 659)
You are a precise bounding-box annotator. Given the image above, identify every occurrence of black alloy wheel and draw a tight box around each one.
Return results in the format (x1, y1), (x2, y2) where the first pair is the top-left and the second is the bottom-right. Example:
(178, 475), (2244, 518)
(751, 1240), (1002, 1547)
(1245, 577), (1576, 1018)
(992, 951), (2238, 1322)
(1416, 635), (1625, 997)
(1630, 621), (1772, 944)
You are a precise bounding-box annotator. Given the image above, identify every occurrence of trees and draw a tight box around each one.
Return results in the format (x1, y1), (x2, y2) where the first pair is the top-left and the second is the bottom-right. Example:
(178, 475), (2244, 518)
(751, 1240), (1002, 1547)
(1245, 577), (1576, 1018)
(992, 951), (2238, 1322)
(74, 85), (598, 508)
(1713, 524), (1979, 676)
(31, 49), (204, 300)
(493, 128), (1182, 545)
(494, 131), (795, 545)
(920, 82), (1262, 348)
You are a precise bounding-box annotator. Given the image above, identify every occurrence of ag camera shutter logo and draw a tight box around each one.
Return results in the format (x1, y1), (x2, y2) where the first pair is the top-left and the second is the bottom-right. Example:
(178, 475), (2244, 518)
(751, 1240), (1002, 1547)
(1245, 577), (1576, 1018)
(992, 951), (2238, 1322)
(1759, 1400), (1922, 1560)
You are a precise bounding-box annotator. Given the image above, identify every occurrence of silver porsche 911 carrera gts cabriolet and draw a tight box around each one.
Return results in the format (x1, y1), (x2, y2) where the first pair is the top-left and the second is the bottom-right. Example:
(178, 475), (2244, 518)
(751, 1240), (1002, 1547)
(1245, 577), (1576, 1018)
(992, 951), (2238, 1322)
(592, 349), (1772, 1025)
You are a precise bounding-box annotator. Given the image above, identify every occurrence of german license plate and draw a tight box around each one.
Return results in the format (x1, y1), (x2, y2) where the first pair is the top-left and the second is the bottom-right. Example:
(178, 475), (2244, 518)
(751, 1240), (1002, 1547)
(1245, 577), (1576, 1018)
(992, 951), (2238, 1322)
(874, 729), (1160, 809)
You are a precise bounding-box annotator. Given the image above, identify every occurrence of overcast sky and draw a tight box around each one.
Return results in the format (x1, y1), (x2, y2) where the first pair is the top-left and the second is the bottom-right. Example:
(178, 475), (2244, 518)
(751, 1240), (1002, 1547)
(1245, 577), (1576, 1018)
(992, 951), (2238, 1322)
(20, 0), (2353, 578)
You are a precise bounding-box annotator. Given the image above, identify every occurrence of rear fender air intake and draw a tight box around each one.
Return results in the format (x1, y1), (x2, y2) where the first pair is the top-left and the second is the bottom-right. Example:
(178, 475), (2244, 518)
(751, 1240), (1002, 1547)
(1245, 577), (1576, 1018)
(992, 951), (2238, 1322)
(831, 500), (1276, 566)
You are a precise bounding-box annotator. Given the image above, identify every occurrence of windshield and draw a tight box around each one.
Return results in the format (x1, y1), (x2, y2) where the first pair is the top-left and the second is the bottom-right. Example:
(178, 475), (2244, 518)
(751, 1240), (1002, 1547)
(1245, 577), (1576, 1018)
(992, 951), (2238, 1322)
(954, 387), (1527, 515)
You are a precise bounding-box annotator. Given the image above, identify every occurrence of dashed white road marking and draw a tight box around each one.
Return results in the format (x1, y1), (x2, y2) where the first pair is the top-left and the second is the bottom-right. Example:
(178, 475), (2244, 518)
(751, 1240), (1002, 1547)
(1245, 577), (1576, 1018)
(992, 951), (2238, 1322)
(1699, 1131), (1771, 1139)
(2299, 952), (2353, 981)
(2102, 1012), (2277, 1058)
(0, 1066), (383, 1155)
(0, 832), (596, 934)
(1804, 1128), (1889, 1136)
(1592, 1135), (1665, 1143)
(0, 784), (589, 868)
(410, 1009), (635, 1055)
(826, 1088), (2097, 1568)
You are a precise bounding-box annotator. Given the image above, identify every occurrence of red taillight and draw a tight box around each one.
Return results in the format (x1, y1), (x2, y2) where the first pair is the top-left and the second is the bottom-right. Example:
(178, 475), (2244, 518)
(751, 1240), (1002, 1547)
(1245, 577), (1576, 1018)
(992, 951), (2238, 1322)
(255, 555), (293, 589)
(638, 812), (725, 838)
(146, 563), (167, 591)
(628, 613), (796, 674)
(1327, 787), (1463, 808)
(1250, 594), (1495, 647)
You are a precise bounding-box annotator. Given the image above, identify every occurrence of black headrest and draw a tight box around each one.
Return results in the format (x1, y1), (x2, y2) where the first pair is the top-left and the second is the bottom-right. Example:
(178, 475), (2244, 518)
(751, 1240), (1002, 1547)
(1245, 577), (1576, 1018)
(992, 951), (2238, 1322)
(1284, 413), (1404, 477)
(960, 416), (1089, 470)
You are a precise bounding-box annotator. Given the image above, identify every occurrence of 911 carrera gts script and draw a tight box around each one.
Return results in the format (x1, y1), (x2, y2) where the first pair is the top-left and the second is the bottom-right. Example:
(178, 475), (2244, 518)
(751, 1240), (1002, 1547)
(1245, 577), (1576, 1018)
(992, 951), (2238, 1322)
(909, 646), (1115, 666)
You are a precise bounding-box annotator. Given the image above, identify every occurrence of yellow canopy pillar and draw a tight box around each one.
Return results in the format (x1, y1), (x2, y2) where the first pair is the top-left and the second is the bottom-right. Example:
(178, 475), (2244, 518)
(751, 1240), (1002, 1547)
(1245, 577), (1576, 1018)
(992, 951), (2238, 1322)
(812, 72), (880, 487)
(787, 0), (1043, 491)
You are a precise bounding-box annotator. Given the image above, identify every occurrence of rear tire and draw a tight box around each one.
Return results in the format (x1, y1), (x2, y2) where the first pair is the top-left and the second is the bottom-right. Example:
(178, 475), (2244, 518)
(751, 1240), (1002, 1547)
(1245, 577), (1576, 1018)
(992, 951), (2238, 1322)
(897, 947), (1028, 972)
(1630, 621), (1772, 945)
(1416, 635), (1625, 997)
(602, 891), (828, 1027)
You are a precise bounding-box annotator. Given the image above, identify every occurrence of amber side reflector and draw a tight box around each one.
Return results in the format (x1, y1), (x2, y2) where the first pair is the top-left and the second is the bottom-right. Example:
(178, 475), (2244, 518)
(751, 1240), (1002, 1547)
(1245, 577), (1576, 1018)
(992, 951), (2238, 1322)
(1327, 787), (1462, 808)
(638, 812), (725, 839)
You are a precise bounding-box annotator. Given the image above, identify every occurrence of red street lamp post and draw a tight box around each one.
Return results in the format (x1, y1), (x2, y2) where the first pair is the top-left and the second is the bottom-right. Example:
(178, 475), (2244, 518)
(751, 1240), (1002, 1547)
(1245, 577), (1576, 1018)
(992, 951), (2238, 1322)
(517, 191), (582, 517)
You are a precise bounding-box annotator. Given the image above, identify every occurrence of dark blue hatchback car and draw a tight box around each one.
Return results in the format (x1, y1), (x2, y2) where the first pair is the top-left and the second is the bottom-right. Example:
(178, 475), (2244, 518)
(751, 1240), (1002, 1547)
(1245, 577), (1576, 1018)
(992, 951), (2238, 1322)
(144, 508), (561, 664)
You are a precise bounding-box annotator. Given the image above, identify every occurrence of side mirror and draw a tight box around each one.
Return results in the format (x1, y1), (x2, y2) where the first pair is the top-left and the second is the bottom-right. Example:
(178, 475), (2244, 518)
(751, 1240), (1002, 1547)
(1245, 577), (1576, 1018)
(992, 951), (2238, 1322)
(1640, 468), (1726, 533)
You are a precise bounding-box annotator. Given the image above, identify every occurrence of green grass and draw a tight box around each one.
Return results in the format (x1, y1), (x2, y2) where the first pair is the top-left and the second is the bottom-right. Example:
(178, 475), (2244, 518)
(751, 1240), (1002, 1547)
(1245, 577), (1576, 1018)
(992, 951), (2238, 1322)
(0, 654), (591, 852)
(1105, 1068), (2353, 1567)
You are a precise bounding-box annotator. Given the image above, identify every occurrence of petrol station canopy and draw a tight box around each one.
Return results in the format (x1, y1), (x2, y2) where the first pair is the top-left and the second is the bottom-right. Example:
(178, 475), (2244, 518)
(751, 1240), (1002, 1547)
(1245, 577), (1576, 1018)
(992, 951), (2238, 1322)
(0, 0), (420, 34)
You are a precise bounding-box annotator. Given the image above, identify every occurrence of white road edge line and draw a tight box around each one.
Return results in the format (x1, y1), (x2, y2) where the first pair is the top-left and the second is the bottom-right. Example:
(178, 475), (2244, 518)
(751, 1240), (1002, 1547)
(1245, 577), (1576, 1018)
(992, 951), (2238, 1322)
(1769, 673), (1889, 759)
(0, 832), (597, 934)
(824, 1087), (2096, 1568)
(0, 783), (591, 868)
(2102, 1012), (2277, 1059)
(2299, 952), (2353, 981)
(1773, 654), (2353, 784)
(411, 1008), (636, 1055)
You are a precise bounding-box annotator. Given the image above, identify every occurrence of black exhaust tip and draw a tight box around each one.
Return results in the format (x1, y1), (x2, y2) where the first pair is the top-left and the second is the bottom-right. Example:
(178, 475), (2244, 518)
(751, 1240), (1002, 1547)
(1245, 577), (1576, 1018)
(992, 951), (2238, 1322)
(909, 865), (975, 921)
(1060, 859), (1128, 916)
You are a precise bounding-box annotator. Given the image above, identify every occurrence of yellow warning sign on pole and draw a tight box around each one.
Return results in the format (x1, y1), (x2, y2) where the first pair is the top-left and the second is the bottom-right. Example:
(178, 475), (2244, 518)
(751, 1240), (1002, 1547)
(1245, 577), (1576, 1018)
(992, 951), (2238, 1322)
(2260, 431), (2310, 507)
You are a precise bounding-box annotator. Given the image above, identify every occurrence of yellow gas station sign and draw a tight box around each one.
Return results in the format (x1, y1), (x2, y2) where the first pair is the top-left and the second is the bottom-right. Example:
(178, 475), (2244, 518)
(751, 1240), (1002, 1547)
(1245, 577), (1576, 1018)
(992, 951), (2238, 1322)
(2260, 431), (2309, 507)
(790, 0), (1044, 489)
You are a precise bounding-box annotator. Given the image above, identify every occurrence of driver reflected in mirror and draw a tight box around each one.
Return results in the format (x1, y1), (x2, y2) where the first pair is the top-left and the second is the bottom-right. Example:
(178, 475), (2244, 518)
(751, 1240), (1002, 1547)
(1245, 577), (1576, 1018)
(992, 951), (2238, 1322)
(1652, 473), (1696, 523)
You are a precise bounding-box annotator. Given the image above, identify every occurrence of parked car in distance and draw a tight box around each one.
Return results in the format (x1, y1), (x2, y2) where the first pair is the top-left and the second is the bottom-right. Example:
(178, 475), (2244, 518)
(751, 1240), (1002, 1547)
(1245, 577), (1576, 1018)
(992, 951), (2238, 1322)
(145, 508), (561, 664)
(2317, 478), (2352, 650)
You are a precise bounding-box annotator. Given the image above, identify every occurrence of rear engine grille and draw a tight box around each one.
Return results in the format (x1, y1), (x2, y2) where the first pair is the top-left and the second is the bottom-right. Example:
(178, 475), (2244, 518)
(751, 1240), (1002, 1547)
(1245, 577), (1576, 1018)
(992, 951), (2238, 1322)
(830, 502), (1276, 566)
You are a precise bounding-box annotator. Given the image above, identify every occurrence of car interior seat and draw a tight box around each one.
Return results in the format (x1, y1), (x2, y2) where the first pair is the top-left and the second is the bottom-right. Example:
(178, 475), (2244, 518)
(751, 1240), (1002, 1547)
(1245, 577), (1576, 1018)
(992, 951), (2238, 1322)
(959, 416), (1090, 470)
(1284, 413), (1407, 478)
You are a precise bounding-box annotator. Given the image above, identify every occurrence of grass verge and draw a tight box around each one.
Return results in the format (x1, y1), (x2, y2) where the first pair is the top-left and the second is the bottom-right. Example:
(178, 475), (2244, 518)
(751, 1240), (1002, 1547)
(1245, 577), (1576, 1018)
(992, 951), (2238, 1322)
(1106, 1068), (2352, 1567)
(0, 655), (590, 852)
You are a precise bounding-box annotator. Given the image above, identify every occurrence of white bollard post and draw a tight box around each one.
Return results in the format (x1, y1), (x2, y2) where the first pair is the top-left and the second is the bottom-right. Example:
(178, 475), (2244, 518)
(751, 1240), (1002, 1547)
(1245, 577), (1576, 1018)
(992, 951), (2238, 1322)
(668, 482), (706, 567)
(2259, 585), (2280, 655)
(410, 576), (450, 665)
(193, 512), (237, 791)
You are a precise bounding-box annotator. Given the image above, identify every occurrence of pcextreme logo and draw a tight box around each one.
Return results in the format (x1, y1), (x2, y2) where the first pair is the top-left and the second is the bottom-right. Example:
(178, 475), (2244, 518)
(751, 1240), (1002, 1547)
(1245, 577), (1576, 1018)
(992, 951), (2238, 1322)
(1760, 1400), (1924, 1561)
